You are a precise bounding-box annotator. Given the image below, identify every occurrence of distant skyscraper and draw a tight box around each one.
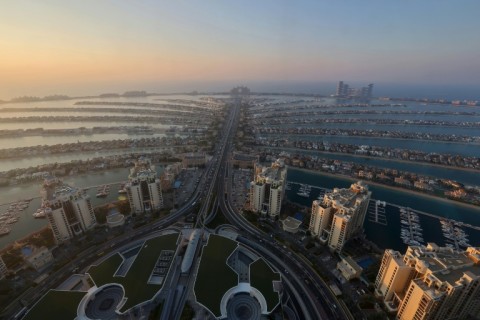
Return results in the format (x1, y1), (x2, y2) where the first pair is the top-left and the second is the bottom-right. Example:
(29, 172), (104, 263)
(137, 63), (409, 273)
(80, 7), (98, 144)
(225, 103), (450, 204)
(249, 159), (287, 218)
(42, 177), (96, 243)
(336, 81), (345, 97)
(309, 181), (371, 252)
(367, 83), (374, 98)
(375, 244), (480, 319)
(334, 81), (373, 99)
(125, 158), (164, 214)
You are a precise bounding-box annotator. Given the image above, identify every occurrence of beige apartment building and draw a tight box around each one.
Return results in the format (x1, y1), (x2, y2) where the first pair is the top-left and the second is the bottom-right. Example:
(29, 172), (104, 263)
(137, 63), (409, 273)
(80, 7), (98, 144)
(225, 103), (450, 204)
(125, 158), (164, 214)
(42, 177), (96, 243)
(309, 181), (371, 252)
(375, 243), (480, 319)
(249, 159), (287, 218)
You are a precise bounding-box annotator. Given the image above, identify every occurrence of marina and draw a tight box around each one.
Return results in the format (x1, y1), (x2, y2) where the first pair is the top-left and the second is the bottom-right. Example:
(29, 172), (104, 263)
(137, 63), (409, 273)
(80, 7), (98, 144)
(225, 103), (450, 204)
(440, 219), (471, 250)
(399, 208), (424, 246)
(368, 200), (387, 226)
(296, 183), (312, 198)
(96, 184), (111, 198)
(285, 178), (480, 251)
(0, 168), (135, 248)
(0, 199), (32, 236)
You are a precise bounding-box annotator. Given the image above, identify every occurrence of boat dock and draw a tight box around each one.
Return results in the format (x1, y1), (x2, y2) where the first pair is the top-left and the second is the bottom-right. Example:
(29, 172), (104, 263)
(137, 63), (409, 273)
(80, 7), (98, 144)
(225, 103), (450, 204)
(83, 181), (125, 191)
(287, 182), (479, 248)
(288, 181), (480, 231)
(368, 200), (387, 225)
(399, 208), (424, 246)
(0, 181), (126, 208)
(387, 202), (480, 232)
(0, 197), (39, 208)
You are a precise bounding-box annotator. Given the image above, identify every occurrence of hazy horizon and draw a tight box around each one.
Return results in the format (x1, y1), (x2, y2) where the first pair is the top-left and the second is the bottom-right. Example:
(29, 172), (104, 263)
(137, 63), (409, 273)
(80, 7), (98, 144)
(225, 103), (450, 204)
(1, 1), (479, 99)
(2, 81), (480, 101)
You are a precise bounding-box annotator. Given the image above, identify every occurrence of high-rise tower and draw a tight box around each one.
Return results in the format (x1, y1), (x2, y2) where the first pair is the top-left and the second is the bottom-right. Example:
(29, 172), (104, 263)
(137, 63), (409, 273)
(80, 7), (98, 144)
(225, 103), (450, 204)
(249, 159), (287, 218)
(336, 81), (345, 97)
(42, 176), (96, 243)
(125, 158), (164, 214)
(309, 181), (371, 252)
(375, 244), (480, 319)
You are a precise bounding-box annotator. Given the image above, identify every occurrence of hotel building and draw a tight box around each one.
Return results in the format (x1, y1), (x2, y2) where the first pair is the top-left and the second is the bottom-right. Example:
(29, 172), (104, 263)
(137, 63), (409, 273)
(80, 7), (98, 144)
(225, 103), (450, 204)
(309, 181), (371, 252)
(375, 243), (480, 319)
(42, 177), (96, 243)
(335, 81), (373, 99)
(125, 158), (164, 214)
(249, 159), (287, 218)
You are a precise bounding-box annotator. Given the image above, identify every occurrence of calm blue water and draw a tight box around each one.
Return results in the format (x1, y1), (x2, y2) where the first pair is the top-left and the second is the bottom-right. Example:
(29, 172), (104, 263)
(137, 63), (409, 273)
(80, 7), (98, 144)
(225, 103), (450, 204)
(0, 133), (168, 149)
(0, 147), (175, 172)
(263, 134), (480, 157)
(0, 165), (165, 249)
(265, 113), (479, 123)
(247, 81), (480, 100)
(356, 257), (374, 268)
(270, 122), (479, 136)
(286, 167), (480, 251)
(0, 122), (177, 130)
(268, 147), (480, 186)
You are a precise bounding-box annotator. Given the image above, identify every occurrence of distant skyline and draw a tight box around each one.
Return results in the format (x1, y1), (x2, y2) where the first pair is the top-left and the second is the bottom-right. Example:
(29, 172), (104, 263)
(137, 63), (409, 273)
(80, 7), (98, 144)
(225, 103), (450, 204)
(1, 1), (480, 99)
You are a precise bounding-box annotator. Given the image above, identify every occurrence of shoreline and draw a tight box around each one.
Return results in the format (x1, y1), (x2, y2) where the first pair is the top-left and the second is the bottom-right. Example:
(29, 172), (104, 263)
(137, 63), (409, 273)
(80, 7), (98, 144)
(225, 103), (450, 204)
(0, 226), (50, 254)
(262, 133), (480, 147)
(262, 146), (480, 174)
(289, 166), (480, 212)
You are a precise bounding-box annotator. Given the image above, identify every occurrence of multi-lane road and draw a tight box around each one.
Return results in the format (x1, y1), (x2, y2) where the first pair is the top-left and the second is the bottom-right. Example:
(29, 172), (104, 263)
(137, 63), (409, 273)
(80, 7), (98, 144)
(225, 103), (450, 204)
(5, 96), (351, 320)
(210, 97), (350, 320)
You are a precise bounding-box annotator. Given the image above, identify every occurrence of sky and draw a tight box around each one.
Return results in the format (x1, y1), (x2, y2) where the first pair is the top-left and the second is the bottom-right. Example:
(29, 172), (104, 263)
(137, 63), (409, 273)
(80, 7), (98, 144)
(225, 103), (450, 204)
(1, 0), (480, 98)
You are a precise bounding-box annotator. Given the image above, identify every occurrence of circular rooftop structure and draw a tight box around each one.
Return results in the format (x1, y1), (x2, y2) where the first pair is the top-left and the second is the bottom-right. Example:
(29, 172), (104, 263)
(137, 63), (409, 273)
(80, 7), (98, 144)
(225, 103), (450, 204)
(106, 210), (125, 228)
(281, 216), (302, 233)
(226, 293), (262, 320)
(77, 284), (125, 320)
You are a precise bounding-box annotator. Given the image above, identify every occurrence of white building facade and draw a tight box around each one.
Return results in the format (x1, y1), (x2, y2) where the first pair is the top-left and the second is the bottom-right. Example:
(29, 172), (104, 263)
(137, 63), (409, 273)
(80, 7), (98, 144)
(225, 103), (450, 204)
(249, 159), (286, 218)
(42, 178), (96, 243)
(125, 159), (164, 214)
(308, 181), (371, 252)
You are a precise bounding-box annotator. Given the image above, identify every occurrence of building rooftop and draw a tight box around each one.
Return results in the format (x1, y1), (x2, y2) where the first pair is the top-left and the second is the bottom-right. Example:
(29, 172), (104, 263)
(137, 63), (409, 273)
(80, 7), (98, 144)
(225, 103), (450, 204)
(41, 176), (81, 202)
(129, 158), (157, 179)
(405, 244), (480, 287)
(254, 160), (286, 184)
(342, 256), (363, 273)
(181, 229), (202, 273)
(282, 216), (302, 229)
(323, 181), (370, 214)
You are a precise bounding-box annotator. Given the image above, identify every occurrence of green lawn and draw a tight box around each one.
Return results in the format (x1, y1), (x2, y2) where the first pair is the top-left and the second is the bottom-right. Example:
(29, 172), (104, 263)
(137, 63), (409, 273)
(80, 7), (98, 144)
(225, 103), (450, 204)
(23, 290), (86, 320)
(88, 232), (179, 312)
(250, 259), (281, 312)
(194, 234), (238, 317)
(88, 253), (123, 285)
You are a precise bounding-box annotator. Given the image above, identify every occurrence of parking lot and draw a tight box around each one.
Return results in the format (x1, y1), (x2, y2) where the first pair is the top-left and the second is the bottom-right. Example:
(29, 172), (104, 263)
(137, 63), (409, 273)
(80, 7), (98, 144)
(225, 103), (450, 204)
(231, 168), (252, 212)
(173, 168), (204, 207)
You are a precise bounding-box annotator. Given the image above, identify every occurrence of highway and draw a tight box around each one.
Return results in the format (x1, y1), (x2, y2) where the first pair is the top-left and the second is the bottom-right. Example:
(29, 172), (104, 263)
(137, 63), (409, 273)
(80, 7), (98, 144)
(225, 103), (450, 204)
(212, 96), (351, 320)
(4, 95), (349, 320)
(167, 95), (348, 319)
